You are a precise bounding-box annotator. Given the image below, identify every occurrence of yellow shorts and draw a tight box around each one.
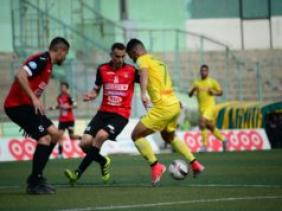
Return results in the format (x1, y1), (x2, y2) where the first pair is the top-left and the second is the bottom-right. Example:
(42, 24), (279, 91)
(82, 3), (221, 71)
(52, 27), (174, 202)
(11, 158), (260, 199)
(141, 102), (181, 132)
(199, 106), (215, 121)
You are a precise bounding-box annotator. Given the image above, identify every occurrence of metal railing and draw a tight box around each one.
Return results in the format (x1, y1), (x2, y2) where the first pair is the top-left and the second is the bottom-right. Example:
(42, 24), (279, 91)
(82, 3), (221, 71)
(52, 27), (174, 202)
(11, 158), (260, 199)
(3, 0), (282, 123)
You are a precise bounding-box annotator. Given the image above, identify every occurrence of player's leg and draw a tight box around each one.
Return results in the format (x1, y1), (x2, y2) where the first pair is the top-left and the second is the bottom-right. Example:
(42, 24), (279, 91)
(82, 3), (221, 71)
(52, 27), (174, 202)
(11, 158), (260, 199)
(64, 114), (100, 185)
(132, 108), (167, 186)
(131, 121), (157, 165)
(162, 103), (205, 177)
(21, 108), (57, 194)
(206, 120), (227, 151)
(26, 134), (55, 194)
(74, 129), (109, 183)
(161, 130), (196, 162)
(91, 113), (128, 183)
(64, 133), (93, 185)
(161, 129), (204, 177)
(29, 124), (61, 193)
(65, 112), (127, 184)
(132, 121), (166, 186)
(92, 129), (111, 183)
(48, 124), (62, 155)
(57, 122), (65, 158)
(26, 118), (60, 190)
(67, 121), (82, 140)
(5, 106), (60, 194)
(199, 116), (208, 151)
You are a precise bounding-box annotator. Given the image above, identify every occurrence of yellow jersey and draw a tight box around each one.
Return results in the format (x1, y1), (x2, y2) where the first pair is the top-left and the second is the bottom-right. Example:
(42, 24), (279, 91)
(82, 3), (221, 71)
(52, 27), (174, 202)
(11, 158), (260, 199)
(192, 77), (221, 110)
(137, 54), (179, 106)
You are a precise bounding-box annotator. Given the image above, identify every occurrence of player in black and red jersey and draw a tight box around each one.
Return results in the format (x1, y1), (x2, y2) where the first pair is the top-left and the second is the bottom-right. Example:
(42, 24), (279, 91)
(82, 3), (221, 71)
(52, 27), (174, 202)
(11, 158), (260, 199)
(4, 37), (70, 194)
(64, 42), (139, 185)
(49, 81), (81, 158)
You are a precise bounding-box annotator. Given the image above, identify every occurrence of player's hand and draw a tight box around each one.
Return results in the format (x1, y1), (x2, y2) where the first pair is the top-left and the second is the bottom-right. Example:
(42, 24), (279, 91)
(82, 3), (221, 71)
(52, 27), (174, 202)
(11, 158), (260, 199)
(49, 106), (56, 110)
(179, 101), (183, 109)
(32, 97), (45, 115)
(141, 94), (150, 109)
(83, 91), (97, 101)
(208, 88), (215, 96)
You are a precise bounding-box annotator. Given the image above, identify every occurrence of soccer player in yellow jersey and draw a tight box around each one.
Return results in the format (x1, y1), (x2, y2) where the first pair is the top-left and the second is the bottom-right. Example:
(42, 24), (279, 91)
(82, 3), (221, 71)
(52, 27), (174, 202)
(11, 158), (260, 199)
(189, 64), (227, 152)
(126, 38), (204, 186)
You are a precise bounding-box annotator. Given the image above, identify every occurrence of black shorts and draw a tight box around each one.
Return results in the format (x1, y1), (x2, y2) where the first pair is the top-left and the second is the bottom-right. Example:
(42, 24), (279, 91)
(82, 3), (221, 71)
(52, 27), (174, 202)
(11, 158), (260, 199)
(4, 105), (53, 140)
(58, 121), (74, 135)
(84, 111), (128, 141)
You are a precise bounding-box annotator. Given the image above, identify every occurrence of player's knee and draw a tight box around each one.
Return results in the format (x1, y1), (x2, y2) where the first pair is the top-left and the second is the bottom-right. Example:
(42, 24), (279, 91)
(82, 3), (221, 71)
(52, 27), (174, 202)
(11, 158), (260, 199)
(69, 134), (77, 140)
(131, 131), (138, 141)
(47, 126), (61, 144)
(38, 135), (52, 145)
(81, 134), (93, 147)
(50, 131), (61, 144)
(199, 121), (206, 129)
(207, 124), (215, 131)
(95, 130), (109, 142)
(161, 133), (174, 143)
(79, 142), (90, 153)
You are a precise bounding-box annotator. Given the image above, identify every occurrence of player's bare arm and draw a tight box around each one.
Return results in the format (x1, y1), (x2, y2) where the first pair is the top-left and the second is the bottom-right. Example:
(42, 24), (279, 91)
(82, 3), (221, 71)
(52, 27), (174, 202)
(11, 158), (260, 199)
(15, 67), (45, 114)
(49, 105), (59, 110)
(188, 86), (198, 97)
(139, 68), (150, 108)
(83, 89), (99, 101)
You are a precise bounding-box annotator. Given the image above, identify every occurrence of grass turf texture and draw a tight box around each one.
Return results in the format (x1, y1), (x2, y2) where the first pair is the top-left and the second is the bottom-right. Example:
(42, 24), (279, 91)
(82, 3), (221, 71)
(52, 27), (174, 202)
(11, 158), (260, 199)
(0, 149), (282, 210)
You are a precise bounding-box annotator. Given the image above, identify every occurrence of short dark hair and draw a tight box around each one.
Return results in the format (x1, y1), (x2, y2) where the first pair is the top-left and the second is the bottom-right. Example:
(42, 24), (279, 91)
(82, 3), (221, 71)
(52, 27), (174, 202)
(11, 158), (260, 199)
(111, 42), (125, 51)
(49, 37), (70, 51)
(200, 64), (209, 70)
(126, 38), (144, 52)
(60, 81), (69, 89)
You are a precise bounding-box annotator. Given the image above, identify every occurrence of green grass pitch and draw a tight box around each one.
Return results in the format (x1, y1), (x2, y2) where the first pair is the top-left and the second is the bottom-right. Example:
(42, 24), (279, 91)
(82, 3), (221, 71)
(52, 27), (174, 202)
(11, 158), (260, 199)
(0, 149), (282, 210)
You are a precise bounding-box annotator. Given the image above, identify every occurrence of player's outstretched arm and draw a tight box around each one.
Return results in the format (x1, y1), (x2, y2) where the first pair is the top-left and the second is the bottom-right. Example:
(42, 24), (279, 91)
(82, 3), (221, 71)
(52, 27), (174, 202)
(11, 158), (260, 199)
(48, 105), (59, 110)
(83, 90), (98, 102)
(15, 67), (45, 114)
(72, 101), (78, 109)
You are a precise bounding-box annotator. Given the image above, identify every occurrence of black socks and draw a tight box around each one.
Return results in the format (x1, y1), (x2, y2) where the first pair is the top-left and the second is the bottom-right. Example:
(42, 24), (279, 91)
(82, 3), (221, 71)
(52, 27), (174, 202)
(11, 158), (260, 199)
(77, 147), (106, 177)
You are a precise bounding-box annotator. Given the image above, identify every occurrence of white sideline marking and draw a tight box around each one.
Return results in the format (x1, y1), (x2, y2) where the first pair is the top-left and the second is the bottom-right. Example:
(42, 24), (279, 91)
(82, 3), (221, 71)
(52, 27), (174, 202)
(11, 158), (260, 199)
(59, 195), (282, 211)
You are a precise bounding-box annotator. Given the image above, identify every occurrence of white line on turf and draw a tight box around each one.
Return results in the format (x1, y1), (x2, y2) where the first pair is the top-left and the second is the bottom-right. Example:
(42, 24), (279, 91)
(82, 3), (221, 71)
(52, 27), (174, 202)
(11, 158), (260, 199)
(58, 195), (282, 211)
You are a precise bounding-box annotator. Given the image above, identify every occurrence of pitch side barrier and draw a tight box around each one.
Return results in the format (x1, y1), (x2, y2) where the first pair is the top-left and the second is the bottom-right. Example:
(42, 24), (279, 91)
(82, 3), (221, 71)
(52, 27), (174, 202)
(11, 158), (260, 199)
(0, 119), (270, 162)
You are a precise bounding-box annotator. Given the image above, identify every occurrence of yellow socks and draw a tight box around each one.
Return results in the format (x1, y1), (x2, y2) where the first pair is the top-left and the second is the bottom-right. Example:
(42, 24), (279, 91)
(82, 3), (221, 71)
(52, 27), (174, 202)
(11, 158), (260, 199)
(201, 129), (208, 147)
(134, 138), (157, 165)
(171, 137), (195, 162)
(212, 128), (225, 142)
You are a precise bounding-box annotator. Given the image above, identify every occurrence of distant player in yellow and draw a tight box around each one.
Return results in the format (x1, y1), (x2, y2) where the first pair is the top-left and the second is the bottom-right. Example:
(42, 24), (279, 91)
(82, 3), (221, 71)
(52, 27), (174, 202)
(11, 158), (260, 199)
(126, 38), (205, 186)
(189, 64), (227, 152)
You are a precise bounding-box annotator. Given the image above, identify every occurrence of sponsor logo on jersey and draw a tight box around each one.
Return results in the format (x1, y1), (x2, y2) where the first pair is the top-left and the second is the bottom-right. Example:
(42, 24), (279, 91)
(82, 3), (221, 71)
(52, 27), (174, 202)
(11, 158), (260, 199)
(114, 76), (119, 83)
(104, 90), (127, 96)
(108, 96), (122, 103)
(104, 83), (128, 91)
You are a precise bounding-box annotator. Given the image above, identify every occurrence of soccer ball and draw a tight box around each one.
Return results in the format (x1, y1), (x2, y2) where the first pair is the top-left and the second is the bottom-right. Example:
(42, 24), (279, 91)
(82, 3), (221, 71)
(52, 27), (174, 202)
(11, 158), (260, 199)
(168, 159), (189, 180)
